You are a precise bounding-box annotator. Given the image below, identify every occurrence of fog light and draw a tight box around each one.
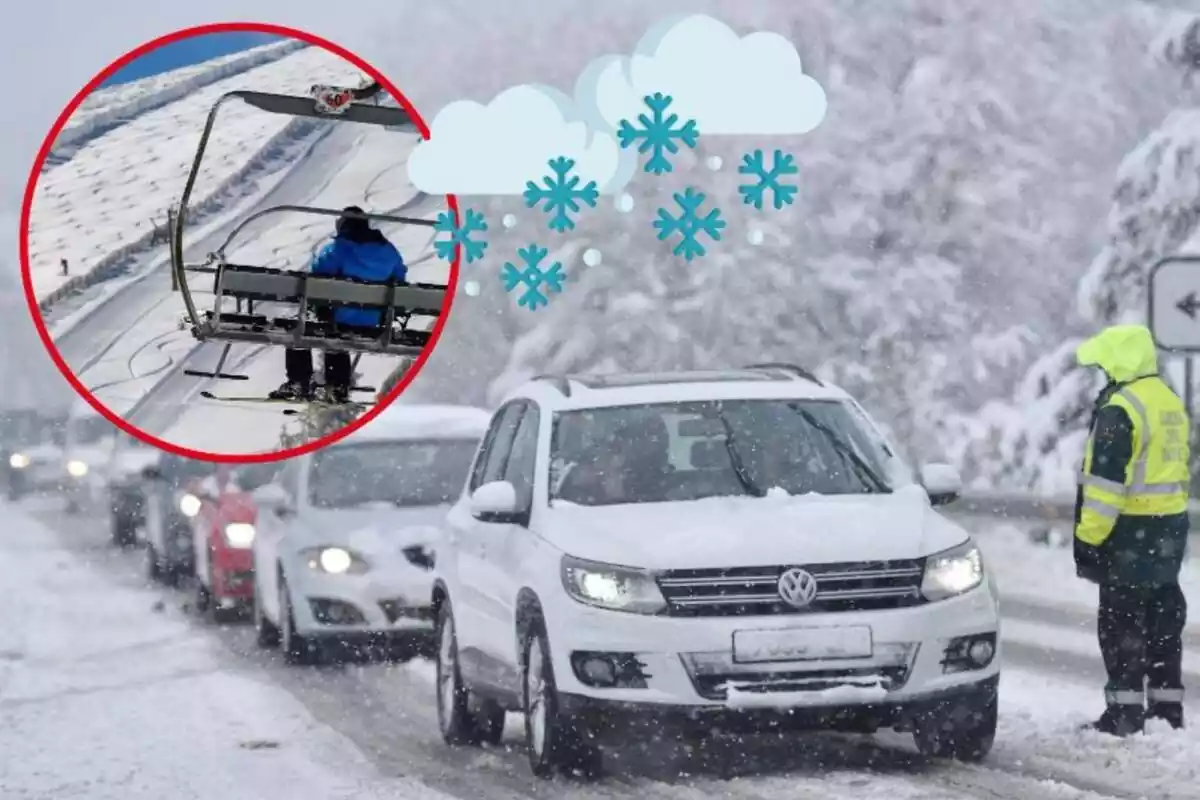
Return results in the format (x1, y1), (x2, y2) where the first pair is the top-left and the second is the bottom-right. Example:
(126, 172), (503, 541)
(309, 598), (365, 625)
(967, 639), (995, 667)
(66, 460), (88, 478)
(9, 453), (29, 469)
(942, 633), (997, 673)
(582, 656), (616, 686)
(570, 651), (650, 688)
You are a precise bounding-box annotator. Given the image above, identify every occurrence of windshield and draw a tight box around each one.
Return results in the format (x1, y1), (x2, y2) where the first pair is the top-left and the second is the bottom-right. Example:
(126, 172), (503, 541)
(72, 415), (114, 446)
(232, 462), (282, 492)
(550, 399), (901, 507)
(162, 456), (217, 484)
(309, 438), (479, 509)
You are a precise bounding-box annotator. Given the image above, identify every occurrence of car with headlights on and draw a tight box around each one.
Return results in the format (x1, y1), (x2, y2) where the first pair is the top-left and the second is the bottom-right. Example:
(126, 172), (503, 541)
(432, 367), (1001, 779)
(191, 462), (282, 623)
(251, 404), (490, 665)
(2, 411), (66, 500)
(61, 406), (118, 514)
(141, 454), (218, 586)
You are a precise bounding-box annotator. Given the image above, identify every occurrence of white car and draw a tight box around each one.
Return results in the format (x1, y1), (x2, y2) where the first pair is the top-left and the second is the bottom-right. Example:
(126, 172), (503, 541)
(432, 367), (1001, 778)
(251, 404), (491, 665)
(61, 409), (118, 514)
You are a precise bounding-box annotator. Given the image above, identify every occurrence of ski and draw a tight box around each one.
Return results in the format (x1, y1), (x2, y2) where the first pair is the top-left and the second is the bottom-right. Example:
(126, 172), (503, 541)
(282, 403), (374, 416)
(200, 389), (375, 404)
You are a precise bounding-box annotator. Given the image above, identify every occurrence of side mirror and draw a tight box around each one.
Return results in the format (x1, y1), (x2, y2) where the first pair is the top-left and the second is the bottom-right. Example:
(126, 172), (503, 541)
(469, 481), (523, 523)
(252, 483), (293, 517)
(141, 465), (162, 481)
(921, 463), (962, 507)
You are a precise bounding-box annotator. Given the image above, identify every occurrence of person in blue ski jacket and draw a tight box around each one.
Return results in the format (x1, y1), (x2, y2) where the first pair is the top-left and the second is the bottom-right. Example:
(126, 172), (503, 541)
(270, 206), (407, 403)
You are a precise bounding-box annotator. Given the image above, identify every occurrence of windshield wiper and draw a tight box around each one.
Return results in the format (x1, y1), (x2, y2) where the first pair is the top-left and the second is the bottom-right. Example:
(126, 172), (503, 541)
(791, 406), (891, 494)
(715, 412), (766, 498)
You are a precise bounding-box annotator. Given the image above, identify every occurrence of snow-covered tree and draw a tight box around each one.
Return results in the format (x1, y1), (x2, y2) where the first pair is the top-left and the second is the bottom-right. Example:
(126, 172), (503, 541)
(968, 10), (1200, 492)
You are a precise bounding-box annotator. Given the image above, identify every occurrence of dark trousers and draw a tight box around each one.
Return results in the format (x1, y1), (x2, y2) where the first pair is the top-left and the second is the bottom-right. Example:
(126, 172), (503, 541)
(1099, 582), (1187, 711)
(284, 349), (352, 389)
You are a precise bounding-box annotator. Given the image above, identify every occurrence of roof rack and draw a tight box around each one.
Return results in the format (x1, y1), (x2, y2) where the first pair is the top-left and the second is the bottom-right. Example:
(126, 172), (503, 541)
(532, 374), (572, 397)
(742, 362), (824, 386)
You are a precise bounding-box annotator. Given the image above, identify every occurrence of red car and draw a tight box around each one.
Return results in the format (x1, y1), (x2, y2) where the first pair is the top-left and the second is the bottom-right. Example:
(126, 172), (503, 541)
(192, 463), (282, 622)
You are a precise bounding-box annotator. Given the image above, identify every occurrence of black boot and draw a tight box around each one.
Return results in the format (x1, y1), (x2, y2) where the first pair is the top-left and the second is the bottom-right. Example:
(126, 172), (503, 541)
(268, 380), (312, 401)
(320, 384), (351, 405)
(1084, 705), (1144, 737)
(1147, 702), (1184, 730)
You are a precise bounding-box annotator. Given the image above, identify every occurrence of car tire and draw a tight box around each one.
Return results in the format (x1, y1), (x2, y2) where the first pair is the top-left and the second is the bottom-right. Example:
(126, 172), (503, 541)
(279, 575), (320, 666)
(145, 544), (161, 583)
(111, 514), (135, 548)
(522, 618), (602, 779)
(194, 577), (212, 615)
(435, 601), (505, 747)
(912, 682), (998, 762)
(253, 579), (280, 648)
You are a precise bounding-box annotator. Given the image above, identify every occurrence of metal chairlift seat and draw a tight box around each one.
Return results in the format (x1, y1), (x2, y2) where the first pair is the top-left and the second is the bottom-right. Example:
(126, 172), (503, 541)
(169, 80), (444, 361)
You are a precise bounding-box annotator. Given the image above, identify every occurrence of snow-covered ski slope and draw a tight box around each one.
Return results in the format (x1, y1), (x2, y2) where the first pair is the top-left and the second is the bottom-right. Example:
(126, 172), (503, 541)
(28, 42), (363, 303)
(13, 492), (1200, 800)
(35, 43), (444, 454)
(51, 38), (306, 161)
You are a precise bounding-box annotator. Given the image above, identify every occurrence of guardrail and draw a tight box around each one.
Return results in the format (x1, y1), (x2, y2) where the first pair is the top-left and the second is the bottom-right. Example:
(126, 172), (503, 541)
(949, 491), (1200, 532)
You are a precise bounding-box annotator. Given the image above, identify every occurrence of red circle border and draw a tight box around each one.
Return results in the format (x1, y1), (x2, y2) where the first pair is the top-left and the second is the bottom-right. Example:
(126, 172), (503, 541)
(18, 21), (461, 464)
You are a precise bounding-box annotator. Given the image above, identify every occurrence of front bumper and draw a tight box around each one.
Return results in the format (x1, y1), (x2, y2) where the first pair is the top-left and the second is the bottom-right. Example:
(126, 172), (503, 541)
(286, 562), (436, 638)
(561, 674), (998, 739)
(211, 551), (254, 601)
(542, 582), (1000, 711)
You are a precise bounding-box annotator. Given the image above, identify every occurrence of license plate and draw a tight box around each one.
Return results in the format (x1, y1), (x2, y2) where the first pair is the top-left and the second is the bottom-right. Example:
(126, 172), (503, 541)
(732, 626), (873, 663)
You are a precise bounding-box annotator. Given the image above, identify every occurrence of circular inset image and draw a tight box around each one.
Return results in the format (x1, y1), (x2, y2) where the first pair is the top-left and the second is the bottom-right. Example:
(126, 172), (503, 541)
(20, 22), (459, 462)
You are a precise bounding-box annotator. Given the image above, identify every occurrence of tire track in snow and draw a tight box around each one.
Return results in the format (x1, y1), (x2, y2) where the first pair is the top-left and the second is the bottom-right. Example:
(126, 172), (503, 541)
(25, 502), (1136, 800)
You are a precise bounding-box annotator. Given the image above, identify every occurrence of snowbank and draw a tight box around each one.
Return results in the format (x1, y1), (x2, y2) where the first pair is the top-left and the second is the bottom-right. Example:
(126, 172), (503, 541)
(51, 39), (306, 162)
(28, 45), (364, 307)
(969, 517), (1200, 636)
(0, 502), (448, 800)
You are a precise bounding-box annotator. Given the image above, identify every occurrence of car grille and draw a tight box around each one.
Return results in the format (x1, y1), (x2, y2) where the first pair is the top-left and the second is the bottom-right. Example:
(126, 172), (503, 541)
(656, 559), (925, 617)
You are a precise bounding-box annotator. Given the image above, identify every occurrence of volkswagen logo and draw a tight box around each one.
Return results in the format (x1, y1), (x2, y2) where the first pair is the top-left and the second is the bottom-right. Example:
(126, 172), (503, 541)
(778, 568), (819, 608)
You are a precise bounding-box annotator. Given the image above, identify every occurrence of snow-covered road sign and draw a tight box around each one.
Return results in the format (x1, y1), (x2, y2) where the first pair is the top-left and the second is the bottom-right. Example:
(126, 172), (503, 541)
(1148, 255), (1200, 351)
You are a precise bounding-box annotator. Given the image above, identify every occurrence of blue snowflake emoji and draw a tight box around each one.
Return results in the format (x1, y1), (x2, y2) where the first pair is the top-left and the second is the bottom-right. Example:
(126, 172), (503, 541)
(738, 149), (799, 211)
(433, 208), (489, 263)
(617, 93), (700, 175)
(501, 244), (566, 310)
(654, 188), (726, 262)
(523, 156), (599, 233)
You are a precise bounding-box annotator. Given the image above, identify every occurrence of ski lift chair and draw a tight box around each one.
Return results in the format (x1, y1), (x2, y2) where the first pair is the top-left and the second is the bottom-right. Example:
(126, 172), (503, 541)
(169, 80), (444, 381)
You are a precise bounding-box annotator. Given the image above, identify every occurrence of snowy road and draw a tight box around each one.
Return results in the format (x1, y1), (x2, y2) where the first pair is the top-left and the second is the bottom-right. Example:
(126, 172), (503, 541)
(16, 497), (1199, 800)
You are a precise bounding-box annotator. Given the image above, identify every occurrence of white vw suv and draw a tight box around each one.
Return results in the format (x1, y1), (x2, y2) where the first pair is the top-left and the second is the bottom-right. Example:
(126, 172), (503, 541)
(432, 367), (1000, 778)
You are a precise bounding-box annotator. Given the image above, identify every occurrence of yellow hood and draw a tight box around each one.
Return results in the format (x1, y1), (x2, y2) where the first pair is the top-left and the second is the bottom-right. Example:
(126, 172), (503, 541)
(1075, 324), (1158, 382)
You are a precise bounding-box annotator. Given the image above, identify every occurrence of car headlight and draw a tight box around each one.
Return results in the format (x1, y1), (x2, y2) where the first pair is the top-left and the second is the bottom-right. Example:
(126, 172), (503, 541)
(9, 453), (29, 469)
(921, 540), (984, 601)
(301, 546), (369, 575)
(178, 493), (202, 517)
(561, 555), (667, 614)
(66, 459), (88, 478)
(223, 522), (256, 549)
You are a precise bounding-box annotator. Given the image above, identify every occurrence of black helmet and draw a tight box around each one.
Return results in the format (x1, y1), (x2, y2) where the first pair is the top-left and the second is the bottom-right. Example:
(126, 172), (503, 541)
(335, 205), (372, 241)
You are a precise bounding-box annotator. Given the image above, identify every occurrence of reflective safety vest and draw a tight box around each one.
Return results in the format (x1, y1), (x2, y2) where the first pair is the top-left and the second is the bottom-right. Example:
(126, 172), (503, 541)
(1078, 377), (1190, 545)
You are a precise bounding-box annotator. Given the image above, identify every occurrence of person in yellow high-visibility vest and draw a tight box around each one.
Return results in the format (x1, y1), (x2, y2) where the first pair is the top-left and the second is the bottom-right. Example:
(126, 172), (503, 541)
(1074, 324), (1189, 735)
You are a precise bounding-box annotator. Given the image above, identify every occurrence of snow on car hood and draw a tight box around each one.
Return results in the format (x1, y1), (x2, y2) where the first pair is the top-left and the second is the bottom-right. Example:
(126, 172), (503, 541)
(291, 504), (448, 555)
(543, 485), (969, 570)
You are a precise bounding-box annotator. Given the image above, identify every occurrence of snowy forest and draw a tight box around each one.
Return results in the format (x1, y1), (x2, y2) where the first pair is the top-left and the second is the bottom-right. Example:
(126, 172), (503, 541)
(8, 0), (1200, 496)
(386, 0), (1200, 496)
